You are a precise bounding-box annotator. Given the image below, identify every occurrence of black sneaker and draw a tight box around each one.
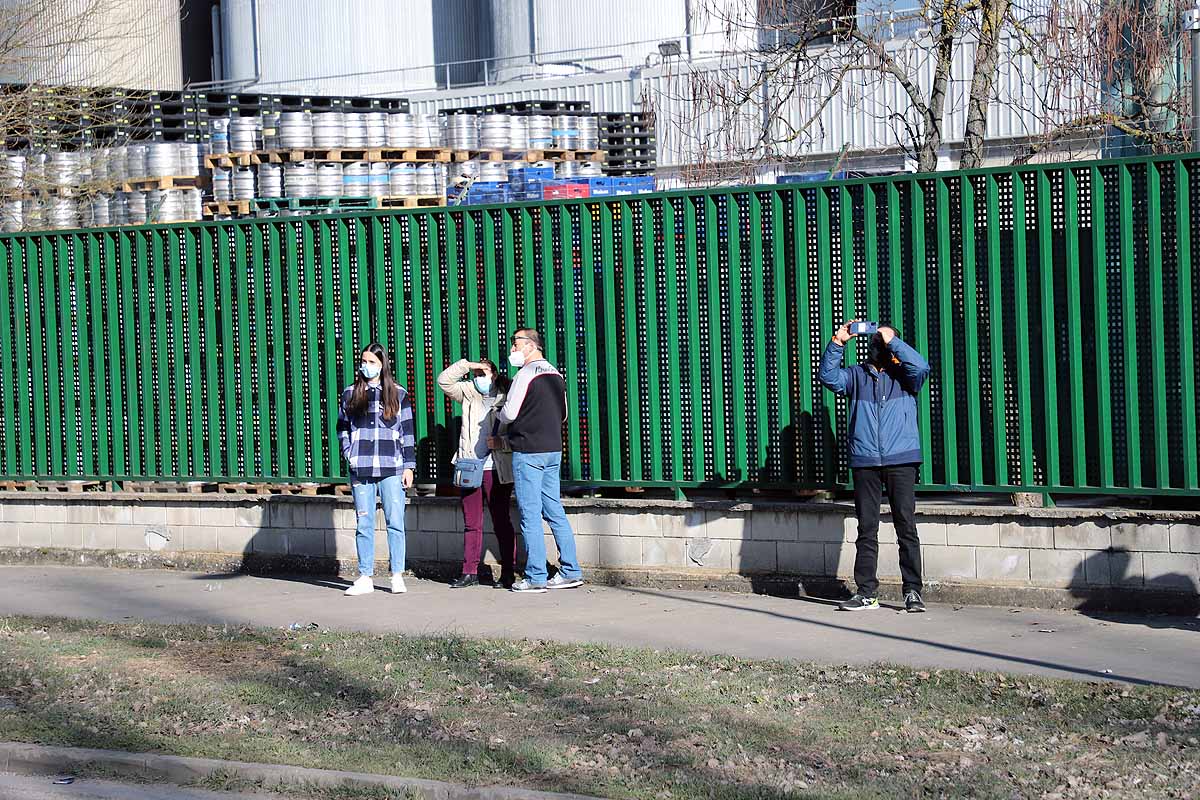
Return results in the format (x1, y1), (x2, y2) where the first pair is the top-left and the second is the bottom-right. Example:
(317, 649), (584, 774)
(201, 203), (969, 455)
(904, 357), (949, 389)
(905, 590), (926, 613)
(449, 574), (480, 589)
(838, 594), (880, 611)
(496, 571), (516, 590)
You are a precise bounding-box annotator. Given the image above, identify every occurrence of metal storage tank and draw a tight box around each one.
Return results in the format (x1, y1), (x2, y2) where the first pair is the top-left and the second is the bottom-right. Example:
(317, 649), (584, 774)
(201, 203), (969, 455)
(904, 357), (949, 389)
(220, 0), (490, 94)
(0, 0), (183, 89)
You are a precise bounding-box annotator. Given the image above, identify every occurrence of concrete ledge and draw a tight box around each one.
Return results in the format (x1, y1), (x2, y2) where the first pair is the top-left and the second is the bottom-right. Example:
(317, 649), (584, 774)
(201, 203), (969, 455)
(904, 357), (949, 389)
(0, 741), (599, 800)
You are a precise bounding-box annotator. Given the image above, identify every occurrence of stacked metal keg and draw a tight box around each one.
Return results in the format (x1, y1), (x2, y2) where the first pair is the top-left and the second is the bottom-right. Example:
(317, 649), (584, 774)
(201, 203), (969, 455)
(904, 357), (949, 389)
(125, 145), (148, 179)
(258, 164), (283, 198)
(364, 112), (388, 147)
(388, 163), (416, 196)
(316, 162), (343, 196)
(552, 115), (581, 149)
(211, 167), (233, 201)
(479, 114), (511, 150)
(232, 167), (256, 200)
(342, 162), (369, 196)
(284, 161), (318, 198)
(415, 163), (445, 196)
(527, 117), (553, 150)
(445, 115), (478, 150)
(368, 163), (388, 197)
(230, 117), (260, 152)
(279, 112), (314, 148)
(146, 143), (181, 177)
(343, 114), (367, 148)
(312, 112), (345, 148)
(208, 118), (230, 154)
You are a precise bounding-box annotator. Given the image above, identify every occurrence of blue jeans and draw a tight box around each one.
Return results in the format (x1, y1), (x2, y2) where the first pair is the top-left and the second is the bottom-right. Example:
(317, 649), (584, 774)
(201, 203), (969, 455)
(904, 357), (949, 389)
(350, 474), (406, 577)
(511, 451), (580, 585)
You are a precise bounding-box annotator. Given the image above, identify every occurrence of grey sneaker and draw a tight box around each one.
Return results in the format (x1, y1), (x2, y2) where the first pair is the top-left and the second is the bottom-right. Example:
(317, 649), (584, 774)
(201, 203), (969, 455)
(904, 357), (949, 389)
(905, 590), (926, 613)
(547, 573), (583, 590)
(510, 578), (547, 594)
(838, 594), (880, 611)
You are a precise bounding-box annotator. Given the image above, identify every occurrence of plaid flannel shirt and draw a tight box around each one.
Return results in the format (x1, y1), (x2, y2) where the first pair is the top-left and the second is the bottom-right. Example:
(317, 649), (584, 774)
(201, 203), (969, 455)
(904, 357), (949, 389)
(337, 384), (417, 478)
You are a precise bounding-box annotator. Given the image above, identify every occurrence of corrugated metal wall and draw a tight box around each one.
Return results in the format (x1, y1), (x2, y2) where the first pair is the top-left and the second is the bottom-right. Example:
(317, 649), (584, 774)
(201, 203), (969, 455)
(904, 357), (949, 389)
(0, 0), (182, 89)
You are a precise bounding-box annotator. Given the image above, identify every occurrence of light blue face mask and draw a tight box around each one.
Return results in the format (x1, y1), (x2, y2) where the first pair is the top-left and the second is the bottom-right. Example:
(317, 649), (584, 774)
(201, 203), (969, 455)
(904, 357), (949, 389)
(472, 376), (492, 395)
(360, 361), (382, 380)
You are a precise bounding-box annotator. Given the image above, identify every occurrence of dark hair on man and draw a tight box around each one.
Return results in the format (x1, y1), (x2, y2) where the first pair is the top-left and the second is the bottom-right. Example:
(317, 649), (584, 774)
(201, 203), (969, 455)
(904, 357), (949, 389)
(514, 327), (543, 350)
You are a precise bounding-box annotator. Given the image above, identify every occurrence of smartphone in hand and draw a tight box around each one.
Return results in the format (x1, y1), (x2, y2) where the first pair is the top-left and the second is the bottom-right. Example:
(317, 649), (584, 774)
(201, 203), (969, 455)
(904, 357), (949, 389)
(850, 321), (878, 335)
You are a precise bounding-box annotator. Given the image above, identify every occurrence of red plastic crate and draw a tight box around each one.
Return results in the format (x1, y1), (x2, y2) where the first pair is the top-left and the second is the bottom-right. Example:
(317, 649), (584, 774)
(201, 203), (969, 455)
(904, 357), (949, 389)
(542, 184), (590, 200)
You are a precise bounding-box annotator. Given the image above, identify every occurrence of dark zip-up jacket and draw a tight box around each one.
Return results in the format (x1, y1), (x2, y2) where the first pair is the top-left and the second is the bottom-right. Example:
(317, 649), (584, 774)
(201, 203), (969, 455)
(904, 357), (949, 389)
(498, 358), (567, 453)
(818, 337), (930, 468)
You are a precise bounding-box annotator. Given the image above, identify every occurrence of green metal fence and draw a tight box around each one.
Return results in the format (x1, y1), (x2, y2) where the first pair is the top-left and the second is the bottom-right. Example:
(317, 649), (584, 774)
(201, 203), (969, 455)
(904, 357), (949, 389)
(1, 152), (1197, 495)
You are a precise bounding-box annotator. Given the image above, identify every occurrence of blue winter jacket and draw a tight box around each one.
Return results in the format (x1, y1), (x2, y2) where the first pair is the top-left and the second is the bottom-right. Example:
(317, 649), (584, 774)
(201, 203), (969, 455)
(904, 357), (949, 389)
(818, 337), (930, 468)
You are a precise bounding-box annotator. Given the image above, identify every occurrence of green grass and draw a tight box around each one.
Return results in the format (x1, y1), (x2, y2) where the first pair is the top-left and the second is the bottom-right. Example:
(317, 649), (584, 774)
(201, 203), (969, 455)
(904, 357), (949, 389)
(0, 615), (1197, 799)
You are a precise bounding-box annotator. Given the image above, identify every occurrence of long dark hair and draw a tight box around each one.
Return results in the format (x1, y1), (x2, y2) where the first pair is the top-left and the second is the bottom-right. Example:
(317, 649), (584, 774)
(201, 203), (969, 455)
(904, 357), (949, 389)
(346, 343), (400, 420)
(477, 357), (511, 395)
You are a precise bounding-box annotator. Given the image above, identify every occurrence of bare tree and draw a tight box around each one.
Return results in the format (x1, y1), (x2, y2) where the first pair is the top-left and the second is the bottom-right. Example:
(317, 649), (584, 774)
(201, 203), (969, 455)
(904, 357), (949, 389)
(653, 0), (1193, 181)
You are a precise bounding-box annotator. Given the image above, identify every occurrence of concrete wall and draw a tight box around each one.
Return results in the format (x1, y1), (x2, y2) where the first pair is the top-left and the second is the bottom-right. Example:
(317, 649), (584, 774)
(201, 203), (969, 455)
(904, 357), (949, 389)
(1, 492), (1197, 608)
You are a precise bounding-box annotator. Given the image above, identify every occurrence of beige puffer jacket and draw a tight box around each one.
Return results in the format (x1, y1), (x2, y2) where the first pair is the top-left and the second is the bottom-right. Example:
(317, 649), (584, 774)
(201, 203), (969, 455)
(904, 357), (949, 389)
(436, 359), (513, 484)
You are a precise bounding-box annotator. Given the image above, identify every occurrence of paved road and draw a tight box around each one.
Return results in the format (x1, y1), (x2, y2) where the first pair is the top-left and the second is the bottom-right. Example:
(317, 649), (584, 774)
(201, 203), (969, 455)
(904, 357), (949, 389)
(0, 773), (282, 799)
(0, 565), (1196, 687)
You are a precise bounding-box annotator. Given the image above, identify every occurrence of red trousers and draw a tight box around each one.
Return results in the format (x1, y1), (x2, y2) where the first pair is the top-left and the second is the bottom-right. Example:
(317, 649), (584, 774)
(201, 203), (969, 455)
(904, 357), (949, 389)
(461, 470), (517, 576)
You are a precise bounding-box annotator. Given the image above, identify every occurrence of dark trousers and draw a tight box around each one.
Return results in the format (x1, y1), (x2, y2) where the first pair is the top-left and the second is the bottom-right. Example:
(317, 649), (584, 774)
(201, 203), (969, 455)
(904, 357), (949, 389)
(852, 464), (923, 596)
(461, 470), (517, 577)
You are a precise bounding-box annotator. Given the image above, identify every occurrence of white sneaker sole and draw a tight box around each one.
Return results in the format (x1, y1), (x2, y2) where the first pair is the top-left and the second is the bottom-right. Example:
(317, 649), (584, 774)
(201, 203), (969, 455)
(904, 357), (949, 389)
(344, 585), (374, 596)
(547, 579), (583, 589)
(510, 586), (548, 594)
(390, 584), (407, 594)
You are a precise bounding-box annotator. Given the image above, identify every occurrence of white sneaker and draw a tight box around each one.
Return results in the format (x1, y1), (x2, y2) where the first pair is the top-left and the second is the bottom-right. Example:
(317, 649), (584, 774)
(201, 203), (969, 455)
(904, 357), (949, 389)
(390, 575), (407, 594)
(344, 575), (375, 596)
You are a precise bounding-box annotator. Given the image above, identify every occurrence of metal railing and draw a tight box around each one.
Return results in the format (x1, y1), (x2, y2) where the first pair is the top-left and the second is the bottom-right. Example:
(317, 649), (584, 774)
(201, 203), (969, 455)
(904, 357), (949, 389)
(0, 152), (1196, 495)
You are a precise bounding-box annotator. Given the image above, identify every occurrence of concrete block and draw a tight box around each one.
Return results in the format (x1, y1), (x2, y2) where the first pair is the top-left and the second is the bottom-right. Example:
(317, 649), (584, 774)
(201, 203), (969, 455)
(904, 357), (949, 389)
(1143, 553), (1200, 592)
(732, 541), (777, 574)
(164, 504), (199, 528)
(19, 522), (53, 548)
(132, 504), (168, 526)
(573, 534), (599, 567)
(567, 511), (613, 536)
(1107, 523), (1168, 553)
(183, 527), (219, 553)
(1030, 549), (1086, 588)
(700, 512), (751, 541)
(1170, 524), (1200, 554)
(946, 522), (999, 547)
(1085, 551), (1144, 587)
(685, 537), (731, 570)
(96, 505), (132, 525)
(420, 505), (462, 533)
(437, 530), (465, 562)
(751, 510), (799, 542)
(915, 519), (949, 546)
(975, 548), (1030, 583)
(617, 512), (668, 538)
(778, 541), (825, 574)
(82, 526), (117, 550)
(200, 506), (237, 529)
(216, 526), (256, 555)
(844, 518), (896, 543)
(796, 513), (847, 543)
(5, 503), (38, 523)
(825, 542), (900, 579)
(263, 503), (300, 530)
(0, 523), (20, 548)
(1054, 522), (1111, 551)
(598, 535), (642, 567)
(50, 523), (84, 549)
(28, 503), (67, 523)
(302, 504), (337, 530)
(922, 545), (976, 580)
(1000, 521), (1054, 549)
(249, 530), (288, 555)
(287, 529), (326, 558)
(326, 532), (359, 560)
(406, 531), (438, 560)
(113, 525), (148, 551)
(642, 537), (685, 567)
(235, 505), (265, 528)
(62, 504), (99, 526)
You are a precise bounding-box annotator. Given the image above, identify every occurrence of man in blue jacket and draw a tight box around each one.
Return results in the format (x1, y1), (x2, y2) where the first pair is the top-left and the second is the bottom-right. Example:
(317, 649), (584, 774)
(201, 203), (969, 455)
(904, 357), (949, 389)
(819, 321), (931, 613)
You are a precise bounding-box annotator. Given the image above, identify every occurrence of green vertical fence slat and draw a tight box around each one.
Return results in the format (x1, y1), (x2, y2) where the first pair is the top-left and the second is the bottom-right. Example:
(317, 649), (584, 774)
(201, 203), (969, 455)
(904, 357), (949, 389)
(151, 233), (171, 476)
(985, 176), (1007, 486)
(816, 188), (835, 483)
(54, 237), (75, 477)
(560, 207), (583, 480)
(960, 178), (983, 484)
(726, 196), (748, 481)
(199, 231), (220, 477)
(1011, 174), (1035, 487)
(267, 224), (288, 478)
(1036, 171), (1059, 488)
(578, 204), (604, 481)
(540, 207), (557, 364)
(75, 236), (94, 477)
(44, 239), (64, 475)
(286, 222), (306, 479)
(748, 194), (769, 482)
(661, 198), (684, 484)
(426, 215), (447, 478)
(887, 184), (904, 342)
(863, 185), (879, 321)
(1145, 163), (1170, 487)
(1176, 161), (1199, 488)
(215, 227), (237, 479)
(935, 179), (957, 485)
(770, 193), (791, 482)
(121, 233), (141, 477)
(794, 189), (815, 484)
(683, 197), (706, 483)
(250, 224), (271, 479)
(103, 233), (124, 478)
(183, 230), (203, 478)
(167, 232), (188, 476)
(641, 200), (664, 482)
(1090, 167), (1114, 487)
(407, 216), (429, 467)
(621, 199), (643, 482)
(13, 240), (34, 476)
(1118, 164), (1141, 487)
(134, 232), (155, 477)
(1062, 170), (1087, 485)
(599, 202), (622, 480)
(87, 235), (108, 477)
(443, 214), (462, 360)
(703, 195), (726, 480)
(909, 180), (932, 485)
(300, 221), (323, 481)
(0, 239), (15, 475)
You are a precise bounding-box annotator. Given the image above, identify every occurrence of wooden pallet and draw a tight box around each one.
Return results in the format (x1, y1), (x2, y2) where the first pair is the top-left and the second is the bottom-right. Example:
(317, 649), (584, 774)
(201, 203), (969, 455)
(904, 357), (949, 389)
(125, 480), (218, 494)
(456, 149), (605, 163)
(118, 175), (207, 191)
(0, 480), (105, 492)
(251, 148), (453, 164)
(203, 152), (257, 169)
(203, 200), (251, 216)
(375, 195), (446, 208)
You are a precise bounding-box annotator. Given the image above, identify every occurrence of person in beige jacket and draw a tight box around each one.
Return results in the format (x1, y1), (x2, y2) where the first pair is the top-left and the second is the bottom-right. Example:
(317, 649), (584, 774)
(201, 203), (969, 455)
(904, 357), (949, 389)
(436, 358), (518, 588)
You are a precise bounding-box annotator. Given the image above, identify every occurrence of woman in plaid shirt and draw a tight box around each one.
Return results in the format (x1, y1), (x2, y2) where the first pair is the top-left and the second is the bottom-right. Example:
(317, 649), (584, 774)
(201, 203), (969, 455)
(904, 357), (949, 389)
(337, 343), (417, 596)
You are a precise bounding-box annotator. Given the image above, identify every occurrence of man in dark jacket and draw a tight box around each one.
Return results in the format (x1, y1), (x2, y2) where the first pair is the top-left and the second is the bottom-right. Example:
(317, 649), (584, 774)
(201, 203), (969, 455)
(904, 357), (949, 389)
(819, 321), (931, 612)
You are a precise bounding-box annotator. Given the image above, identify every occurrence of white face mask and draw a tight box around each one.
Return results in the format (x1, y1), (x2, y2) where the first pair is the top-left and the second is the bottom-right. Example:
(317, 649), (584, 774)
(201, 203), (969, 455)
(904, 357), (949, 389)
(472, 376), (492, 395)
(360, 361), (382, 380)
(508, 350), (526, 369)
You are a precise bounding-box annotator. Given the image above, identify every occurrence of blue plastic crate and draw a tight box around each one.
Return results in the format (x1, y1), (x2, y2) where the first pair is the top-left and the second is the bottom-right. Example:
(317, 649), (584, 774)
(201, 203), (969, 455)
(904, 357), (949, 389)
(778, 171), (846, 184)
